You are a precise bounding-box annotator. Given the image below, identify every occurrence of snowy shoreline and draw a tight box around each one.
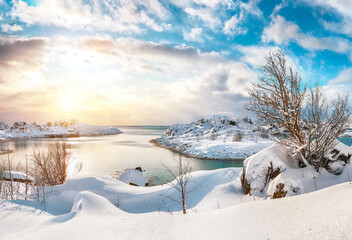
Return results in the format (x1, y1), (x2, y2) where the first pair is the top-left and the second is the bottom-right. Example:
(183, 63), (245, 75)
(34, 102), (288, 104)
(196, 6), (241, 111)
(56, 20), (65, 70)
(150, 139), (246, 160)
(0, 119), (122, 142)
(154, 116), (275, 160)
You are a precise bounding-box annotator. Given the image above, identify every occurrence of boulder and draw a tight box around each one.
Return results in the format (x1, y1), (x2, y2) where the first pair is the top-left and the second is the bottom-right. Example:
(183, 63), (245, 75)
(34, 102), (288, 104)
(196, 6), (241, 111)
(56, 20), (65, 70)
(324, 140), (352, 175)
(0, 122), (9, 130)
(240, 143), (295, 195)
(119, 169), (148, 187)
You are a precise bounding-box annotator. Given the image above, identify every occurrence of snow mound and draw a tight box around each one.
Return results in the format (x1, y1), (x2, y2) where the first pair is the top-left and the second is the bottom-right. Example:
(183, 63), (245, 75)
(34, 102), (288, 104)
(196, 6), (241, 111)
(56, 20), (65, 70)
(241, 143), (295, 195)
(0, 119), (122, 140)
(52, 191), (123, 223)
(154, 115), (274, 159)
(119, 169), (148, 186)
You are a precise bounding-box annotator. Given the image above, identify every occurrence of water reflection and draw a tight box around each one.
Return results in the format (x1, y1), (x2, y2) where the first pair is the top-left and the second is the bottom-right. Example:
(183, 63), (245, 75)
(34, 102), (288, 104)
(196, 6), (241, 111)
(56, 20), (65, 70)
(1, 126), (244, 185)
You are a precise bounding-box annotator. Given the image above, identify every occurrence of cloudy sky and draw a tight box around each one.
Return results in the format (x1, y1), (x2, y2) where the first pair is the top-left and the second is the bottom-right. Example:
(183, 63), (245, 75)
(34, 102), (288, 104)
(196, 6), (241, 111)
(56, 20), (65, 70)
(0, 0), (351, 125)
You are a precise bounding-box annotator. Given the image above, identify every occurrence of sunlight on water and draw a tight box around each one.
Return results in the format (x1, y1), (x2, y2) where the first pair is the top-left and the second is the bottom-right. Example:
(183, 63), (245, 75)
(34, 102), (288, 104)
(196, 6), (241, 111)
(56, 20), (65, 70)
(0, 126), (243, 185)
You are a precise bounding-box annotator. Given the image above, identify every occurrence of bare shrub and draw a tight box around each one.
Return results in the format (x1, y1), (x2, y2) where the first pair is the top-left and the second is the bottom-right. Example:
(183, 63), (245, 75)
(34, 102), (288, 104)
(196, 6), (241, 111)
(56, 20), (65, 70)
(0, 153), (25, 200)
(31, 142), (72, 186)
(233, 132), (243, 142)
(161, 155), (197, 214)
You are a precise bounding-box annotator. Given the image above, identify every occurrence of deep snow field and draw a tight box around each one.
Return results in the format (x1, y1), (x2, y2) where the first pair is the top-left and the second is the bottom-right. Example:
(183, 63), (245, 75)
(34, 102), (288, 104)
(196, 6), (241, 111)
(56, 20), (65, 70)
(1, 169), (352, 239)
(0, 119), (121, 141)
(2, 142), (352, 240)
(154, 116), (274, 159)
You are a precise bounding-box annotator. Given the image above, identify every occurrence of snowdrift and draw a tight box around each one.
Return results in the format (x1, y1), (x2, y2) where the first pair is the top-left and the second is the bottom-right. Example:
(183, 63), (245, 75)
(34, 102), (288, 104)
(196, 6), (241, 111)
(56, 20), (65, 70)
(1, 170), (352, 240)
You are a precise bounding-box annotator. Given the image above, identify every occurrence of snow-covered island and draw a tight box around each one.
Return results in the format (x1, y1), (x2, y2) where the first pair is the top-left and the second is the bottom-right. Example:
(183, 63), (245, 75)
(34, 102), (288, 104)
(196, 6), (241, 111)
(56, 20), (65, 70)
(153, 116), (274, 159)
(0, 119), (122, 141)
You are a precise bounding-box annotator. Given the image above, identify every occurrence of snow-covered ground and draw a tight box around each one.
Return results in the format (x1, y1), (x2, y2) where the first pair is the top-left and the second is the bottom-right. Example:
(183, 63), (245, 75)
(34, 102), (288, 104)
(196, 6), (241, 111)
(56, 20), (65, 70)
(1, 166), (352, 239)
(154, 116), (274, 159)
(0, 119), (122, 141)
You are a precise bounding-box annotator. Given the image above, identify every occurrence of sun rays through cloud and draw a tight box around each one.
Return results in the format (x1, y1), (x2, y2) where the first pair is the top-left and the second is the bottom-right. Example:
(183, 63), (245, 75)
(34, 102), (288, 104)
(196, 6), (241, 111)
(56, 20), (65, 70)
(0, 0), (352, 124)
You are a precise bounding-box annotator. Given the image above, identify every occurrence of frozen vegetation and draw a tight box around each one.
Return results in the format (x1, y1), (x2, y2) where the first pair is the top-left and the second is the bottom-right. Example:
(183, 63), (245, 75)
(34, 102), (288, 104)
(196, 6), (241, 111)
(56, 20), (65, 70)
(154, 116), (274, 159)
(0, 119), (122, 141)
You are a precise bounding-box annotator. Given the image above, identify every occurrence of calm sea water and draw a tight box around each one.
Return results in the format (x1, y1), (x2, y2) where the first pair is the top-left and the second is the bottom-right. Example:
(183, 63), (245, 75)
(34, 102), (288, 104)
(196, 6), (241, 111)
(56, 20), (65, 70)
(0, 126), (243, 185)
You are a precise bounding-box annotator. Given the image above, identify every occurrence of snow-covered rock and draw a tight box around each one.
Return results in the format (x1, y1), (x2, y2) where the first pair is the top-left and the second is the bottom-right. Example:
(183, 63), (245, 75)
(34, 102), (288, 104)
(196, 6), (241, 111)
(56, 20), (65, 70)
(119, 168), (148, 187)
(241, 143), (295, 195)
(154, 115), (274, 159)
(242, 140), (352, 197)
(0, 119), (122, 140)
(2, 171), (34, 183)
(0, 122), (9, 130)
(324, 140), (352, 174)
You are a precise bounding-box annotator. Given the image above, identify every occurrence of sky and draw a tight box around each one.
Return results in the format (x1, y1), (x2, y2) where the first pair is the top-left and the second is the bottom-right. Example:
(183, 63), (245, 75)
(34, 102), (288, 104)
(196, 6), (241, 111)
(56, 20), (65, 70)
(0, 0), (351, 125)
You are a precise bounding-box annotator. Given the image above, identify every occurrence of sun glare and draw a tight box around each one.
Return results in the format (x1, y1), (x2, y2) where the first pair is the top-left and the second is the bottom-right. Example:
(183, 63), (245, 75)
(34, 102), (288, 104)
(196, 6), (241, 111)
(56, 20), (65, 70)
(59, 95), (80, 112)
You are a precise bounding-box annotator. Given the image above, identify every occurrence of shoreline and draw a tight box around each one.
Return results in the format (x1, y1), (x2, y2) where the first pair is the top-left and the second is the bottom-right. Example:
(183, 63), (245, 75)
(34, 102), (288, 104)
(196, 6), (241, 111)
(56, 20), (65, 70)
(149, 139), (245, 161)
(0, 132), (123, 145)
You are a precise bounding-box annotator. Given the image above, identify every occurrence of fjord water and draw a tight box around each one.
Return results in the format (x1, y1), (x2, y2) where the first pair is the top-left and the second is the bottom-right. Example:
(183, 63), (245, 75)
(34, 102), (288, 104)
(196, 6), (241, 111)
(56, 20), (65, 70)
(0, 126), (243, 185)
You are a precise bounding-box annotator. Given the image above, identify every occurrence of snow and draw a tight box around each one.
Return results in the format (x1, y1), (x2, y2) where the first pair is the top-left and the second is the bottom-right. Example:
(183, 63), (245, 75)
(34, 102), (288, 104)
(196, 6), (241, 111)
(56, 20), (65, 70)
(1, 168), (352, 239)
(0, 119), (122, 140)
(2, 171), (34, 182)
(1, 140), (352, 239)
(242, 143), (295, 194)
(119, 169), (149, 186)
(154, 116), (274, 159)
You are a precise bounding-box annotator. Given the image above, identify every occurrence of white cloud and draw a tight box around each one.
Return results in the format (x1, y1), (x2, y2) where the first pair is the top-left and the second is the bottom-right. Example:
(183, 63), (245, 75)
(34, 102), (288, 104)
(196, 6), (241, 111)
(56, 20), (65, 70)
(302, 0), (352, 37)
(270, 0), (288, 17)
(262, 15), (351, 54)
(1, 23), (23, 32)
(183, 27), (203, 42)
(235, 45), (280, 68)
(324, 67), (352, 102)
(0, 35), (257, 124)
(223, 14), (247, 36)
(184, 8), (221, 30)
(222, 0), (262, 37)
(10, 0), (171, 33)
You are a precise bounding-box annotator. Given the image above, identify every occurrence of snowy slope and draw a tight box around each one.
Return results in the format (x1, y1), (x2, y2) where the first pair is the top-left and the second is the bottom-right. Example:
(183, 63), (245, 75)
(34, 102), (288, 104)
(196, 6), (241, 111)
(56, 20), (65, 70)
(0, 119), (122, 141)
(154, 116), (274, 159)
(1, 169), (352, 239)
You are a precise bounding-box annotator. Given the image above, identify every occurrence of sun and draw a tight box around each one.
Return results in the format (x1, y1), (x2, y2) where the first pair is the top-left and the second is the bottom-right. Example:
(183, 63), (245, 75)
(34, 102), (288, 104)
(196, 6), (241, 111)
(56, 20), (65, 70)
(59, 95), (81, 112)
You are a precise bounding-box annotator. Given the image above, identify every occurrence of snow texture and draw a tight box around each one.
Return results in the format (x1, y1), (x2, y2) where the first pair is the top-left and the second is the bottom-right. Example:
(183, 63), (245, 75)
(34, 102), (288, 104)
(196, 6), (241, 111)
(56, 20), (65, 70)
(2, 171), (34, 182)
(242, 142), (295, 194)
(119, 169), (148, 186)
(0, 119), (122, 141)
(155, 115), (274, 159)
(1, 167), (352, 239)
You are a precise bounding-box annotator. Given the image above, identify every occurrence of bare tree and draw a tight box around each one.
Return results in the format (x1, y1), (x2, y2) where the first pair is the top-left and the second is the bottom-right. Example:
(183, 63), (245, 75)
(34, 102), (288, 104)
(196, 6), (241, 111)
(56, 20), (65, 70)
(304, 83), (352, 171)
(247, 50), (306, 155)
(161, 155), (197, 214)
(247, 50), (351, 172)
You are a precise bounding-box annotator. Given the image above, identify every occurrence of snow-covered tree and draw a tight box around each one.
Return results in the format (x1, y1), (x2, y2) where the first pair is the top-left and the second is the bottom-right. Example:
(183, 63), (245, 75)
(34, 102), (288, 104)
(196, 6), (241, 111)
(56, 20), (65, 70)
(247, 50), (351, 172)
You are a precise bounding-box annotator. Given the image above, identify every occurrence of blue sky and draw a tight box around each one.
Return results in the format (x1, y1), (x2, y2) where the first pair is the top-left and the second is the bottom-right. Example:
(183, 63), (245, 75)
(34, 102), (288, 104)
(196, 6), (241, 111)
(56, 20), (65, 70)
(0, 0), (351, 125)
